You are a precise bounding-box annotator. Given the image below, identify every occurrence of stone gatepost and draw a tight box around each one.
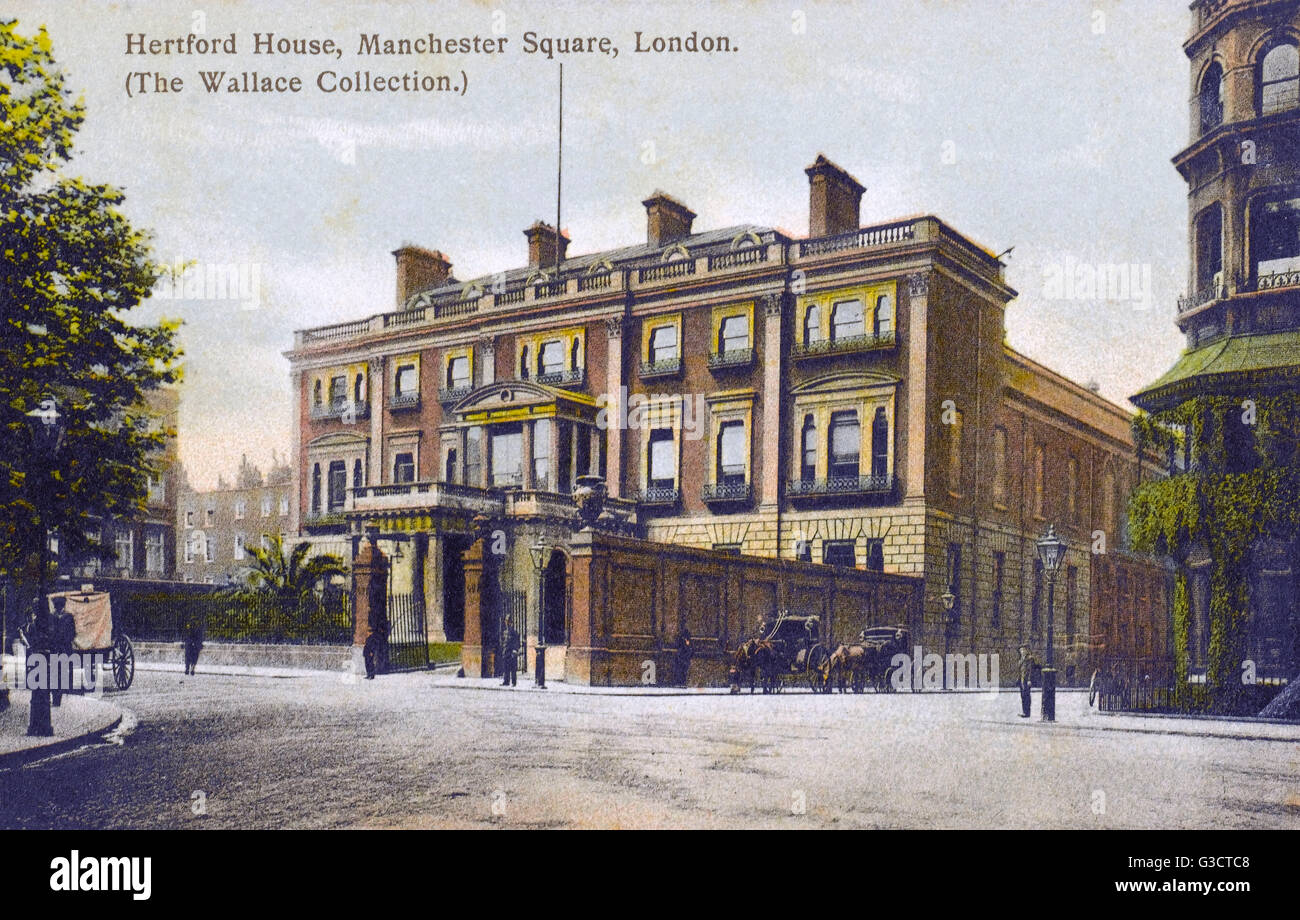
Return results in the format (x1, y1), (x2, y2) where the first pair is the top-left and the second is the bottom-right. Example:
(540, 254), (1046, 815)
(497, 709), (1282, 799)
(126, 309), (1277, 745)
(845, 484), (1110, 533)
(351, 532), (389, 676)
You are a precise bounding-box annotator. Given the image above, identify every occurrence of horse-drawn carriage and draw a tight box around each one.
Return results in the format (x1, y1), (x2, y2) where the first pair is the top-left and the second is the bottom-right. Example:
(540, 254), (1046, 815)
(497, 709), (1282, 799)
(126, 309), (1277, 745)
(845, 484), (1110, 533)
(17, 588), (136, 692)
(730, 612), (833, 694)
(828, 626), (910, 693)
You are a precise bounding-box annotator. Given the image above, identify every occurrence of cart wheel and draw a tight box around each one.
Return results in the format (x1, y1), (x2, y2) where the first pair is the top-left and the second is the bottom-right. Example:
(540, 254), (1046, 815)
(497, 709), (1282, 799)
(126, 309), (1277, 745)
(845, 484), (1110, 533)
(112, 634), (135, 691)
(807, 645), (831, 693)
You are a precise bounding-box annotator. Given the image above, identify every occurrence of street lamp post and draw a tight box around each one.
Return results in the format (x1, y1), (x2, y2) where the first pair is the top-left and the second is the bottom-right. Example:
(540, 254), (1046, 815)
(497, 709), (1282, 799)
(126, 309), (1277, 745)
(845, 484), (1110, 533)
(1035, 524), (1066, 722)
(940, 590), (956, 690)
(529, 540), (547, 690)
(25, 396), (64, 737)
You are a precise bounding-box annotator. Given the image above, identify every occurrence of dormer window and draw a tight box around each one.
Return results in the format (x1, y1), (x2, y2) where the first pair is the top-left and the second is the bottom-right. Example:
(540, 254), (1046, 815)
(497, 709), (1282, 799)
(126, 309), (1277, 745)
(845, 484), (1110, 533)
(1261, 43), (1299, 116)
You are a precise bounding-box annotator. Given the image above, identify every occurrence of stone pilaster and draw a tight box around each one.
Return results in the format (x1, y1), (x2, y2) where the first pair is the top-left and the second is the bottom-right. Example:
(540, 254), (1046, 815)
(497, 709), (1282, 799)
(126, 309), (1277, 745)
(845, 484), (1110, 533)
(760, 293), (784, 511)
(478, 336), (495, 386)
(904, 272), (930, 505)
(604, 315), (625, 498)
(368, 357), (385, 485)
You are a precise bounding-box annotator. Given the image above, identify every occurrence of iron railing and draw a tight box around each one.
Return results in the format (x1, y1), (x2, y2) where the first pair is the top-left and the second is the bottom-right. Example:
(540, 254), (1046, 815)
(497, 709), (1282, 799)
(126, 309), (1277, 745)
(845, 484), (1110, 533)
(1176, 282), (1226, 314)
(707, 347), (755, 370)
(117, 591), (352, 645)
(786, 474), (895, 498)
(438, 385), (473, 404)
(792, 330), (895, 358)
(388, 393), (420, 411)
(639, 356), (682, 378)
(702, 481), (751, 503)
(635, 486), (680, 505)
(535, 368), (585, 387)
(310, 401), (369, 422)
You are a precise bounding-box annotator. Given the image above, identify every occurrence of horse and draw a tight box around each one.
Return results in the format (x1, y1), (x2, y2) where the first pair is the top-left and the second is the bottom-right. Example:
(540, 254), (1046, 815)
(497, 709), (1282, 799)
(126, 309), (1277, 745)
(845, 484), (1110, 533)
(730, 638), (775, 694)
(828, 643), (869, 693)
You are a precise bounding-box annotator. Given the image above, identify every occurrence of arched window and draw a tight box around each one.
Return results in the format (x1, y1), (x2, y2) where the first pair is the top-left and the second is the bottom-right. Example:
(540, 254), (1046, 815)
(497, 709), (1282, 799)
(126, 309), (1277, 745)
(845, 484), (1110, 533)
(804, 305), (821, 346)
(311, 463), (321, 513)
(445, 449), (458, 484)
(800, 415), (817, 483)
(871, 407), (889, 480)
(1195, 203), (1223, 292)
(518, 346), (529, 380)
(873, 294), (893, 339)
(352, 458), (363, 490)
(353, 373), (364, 405)
(313, 380), (322, 407)
(1261, 43), (1300, 115)
(570, 338), (582, 372)
(1199, 62), (1224, 133)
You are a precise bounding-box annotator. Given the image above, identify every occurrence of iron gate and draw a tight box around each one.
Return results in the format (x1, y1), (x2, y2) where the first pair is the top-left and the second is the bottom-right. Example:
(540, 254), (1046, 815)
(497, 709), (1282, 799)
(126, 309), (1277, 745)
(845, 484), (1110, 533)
(386, 593), (428, 671)
(502, 590), (527, 674)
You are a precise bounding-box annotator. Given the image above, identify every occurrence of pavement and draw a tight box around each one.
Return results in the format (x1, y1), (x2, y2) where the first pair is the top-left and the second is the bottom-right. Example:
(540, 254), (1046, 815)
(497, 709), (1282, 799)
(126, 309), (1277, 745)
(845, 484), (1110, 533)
(0, 691), (125, 766)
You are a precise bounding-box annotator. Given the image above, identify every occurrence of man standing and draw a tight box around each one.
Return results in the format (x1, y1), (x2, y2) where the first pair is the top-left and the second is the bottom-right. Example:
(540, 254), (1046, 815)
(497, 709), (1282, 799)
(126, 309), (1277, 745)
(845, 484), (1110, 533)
(501, 618), (520, 687)
(1018, 645), (1035, 718)
(673, 626), (692, 688)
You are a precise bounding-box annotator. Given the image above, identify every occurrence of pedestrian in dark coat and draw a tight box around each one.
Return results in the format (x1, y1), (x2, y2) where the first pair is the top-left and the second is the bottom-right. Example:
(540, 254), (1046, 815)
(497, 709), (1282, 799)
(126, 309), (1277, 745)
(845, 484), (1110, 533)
(501, 620), (520, 687)
(1018, 645), (1035, 718)
(50, 597), (76, 706)
(182, 614), (205, 676)
(674, 627), (693, 687)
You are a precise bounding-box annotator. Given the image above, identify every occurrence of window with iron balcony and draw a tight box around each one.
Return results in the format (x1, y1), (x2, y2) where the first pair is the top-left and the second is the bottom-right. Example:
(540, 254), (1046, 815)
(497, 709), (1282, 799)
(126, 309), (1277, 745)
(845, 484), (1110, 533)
(639, 428), (680, 504)
(439, 353), (473, 404)
(703, 420), (750, 503)
(390, 362), (421, 410)
(708, 314), (754, 370)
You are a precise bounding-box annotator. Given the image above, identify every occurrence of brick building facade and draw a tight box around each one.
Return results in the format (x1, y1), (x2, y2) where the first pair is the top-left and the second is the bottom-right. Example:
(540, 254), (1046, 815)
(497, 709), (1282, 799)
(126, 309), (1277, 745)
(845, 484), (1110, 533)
(288, 155), (1168, 685)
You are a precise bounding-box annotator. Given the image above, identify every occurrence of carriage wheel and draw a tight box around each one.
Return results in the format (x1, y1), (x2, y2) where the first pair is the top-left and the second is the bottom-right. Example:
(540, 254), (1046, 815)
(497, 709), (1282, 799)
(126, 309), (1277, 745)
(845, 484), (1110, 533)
(111, 635), (135, 691)
(806, 646), (831, 693)
(880, 666), (898, 693)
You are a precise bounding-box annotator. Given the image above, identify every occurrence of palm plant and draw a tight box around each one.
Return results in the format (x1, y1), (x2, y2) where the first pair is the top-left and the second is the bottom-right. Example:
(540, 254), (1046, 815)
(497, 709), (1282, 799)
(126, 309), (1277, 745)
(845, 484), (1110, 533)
(238, 534), (348, 615)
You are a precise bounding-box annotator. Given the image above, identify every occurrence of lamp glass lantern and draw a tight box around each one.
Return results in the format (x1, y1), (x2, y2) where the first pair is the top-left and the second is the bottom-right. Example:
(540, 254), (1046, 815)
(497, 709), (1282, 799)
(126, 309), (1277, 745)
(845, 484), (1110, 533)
(1035, 525), (1065, 578)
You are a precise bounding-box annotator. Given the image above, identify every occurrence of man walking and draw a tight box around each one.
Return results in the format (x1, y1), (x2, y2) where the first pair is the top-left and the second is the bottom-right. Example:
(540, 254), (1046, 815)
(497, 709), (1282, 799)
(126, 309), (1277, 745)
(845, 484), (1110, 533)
(501, 618), (520, 687)
(1018, 645), (1035, 718)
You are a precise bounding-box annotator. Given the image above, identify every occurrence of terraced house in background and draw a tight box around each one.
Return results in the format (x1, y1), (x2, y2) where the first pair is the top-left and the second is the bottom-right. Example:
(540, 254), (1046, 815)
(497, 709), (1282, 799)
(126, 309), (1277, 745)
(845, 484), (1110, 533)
(287, 155), (1170, 685)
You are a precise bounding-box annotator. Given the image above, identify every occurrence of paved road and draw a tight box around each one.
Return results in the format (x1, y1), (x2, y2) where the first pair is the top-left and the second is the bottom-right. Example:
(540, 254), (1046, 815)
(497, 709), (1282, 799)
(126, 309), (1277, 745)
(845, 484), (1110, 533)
(2, 671), (1298, 829)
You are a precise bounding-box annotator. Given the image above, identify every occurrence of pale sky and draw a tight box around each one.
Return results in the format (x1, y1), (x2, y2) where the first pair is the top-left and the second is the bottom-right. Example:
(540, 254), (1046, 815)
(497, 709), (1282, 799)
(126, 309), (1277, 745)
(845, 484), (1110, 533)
(18, 0), (1192, 489)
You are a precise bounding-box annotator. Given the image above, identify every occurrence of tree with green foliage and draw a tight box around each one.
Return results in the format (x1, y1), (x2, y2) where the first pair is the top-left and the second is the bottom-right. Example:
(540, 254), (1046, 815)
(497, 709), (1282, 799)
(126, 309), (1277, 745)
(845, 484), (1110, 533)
(0, 20), (181, 588)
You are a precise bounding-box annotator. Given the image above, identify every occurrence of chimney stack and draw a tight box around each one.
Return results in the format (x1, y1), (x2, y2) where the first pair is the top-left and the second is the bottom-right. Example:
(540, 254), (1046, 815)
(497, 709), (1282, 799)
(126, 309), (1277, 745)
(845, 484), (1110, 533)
(525, 221), (570, 270)
(643, 191), (696, 248)
(805, 154), (865, 238)
(392, 245), (453, 307)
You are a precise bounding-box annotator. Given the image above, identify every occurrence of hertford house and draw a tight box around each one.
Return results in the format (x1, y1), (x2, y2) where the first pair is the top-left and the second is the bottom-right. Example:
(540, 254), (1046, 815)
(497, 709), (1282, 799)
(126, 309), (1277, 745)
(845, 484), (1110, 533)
(287, 155), (1170, 685)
